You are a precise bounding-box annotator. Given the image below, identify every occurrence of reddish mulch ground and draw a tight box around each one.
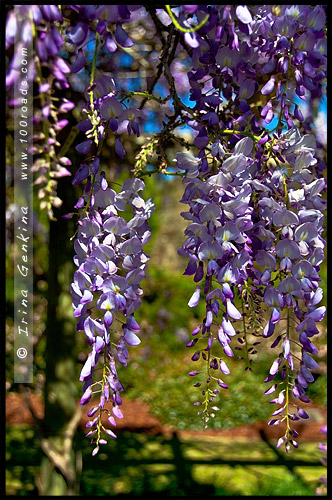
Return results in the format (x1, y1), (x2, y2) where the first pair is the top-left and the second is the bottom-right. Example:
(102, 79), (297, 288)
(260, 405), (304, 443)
(6, 392), (327, 442)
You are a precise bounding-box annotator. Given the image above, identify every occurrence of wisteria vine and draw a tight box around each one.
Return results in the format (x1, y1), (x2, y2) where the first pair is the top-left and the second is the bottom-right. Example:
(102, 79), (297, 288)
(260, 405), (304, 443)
(6, 4), (327, 457)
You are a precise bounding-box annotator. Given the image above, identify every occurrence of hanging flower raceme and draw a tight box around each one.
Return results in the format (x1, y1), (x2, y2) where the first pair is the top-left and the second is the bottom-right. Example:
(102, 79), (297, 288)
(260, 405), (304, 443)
(63, 4), (146, 162)
(245, 127), (327, 452)
(6, 5), (74, 220)
(6, 5), (67, 88)
(30, 86), (74, 220)
(177, 137), (257, 425)
(173, 8), (326, 439)
(71, 174), (154, 454)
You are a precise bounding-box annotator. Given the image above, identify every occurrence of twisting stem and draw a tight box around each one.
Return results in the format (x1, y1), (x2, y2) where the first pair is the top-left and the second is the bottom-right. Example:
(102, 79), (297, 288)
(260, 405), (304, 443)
(273, 37), (294, 133)
(98, 343), (108, 441)
(70, 35), (104, 241)
(202, 342), (213, 429)
(285, 307), (291, 440)
(89, 33), (100, 107)
(165, 5), (209, 33)
(221, 129), (263, 142)
(121, 91), (167, 105)
(138, 168), (185, 178)
(283, 174), (290, 209)
(241, 296), (250, 370)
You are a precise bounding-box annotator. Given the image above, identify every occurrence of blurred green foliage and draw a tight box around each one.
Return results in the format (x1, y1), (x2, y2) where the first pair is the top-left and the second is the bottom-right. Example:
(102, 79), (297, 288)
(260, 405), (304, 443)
(121, 353), (271, 430)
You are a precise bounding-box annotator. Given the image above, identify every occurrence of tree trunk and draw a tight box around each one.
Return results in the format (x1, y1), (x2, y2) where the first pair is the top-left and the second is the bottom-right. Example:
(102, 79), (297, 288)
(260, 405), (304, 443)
(39, 178), (82, 496)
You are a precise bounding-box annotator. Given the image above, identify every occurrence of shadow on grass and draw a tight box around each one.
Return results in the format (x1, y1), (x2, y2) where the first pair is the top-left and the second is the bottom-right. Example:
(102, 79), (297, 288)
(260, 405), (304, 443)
(6, 426), (323, 496)
(78, 430), (321, 496)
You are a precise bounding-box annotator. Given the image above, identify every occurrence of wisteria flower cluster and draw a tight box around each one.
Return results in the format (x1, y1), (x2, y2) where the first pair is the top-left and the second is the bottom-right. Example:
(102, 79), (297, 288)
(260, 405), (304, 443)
(6, 5), (74, 219)
(178, 126), (326, 449)
(6, 4), (326, 459)
(254, 127), (326, 447)
(176, 139), (255, 425)
(165, 4), (327, 452)
(71, 175), (154, 454)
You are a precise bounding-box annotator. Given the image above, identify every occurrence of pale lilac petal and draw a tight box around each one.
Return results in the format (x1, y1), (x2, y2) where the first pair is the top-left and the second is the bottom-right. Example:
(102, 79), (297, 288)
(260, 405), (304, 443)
(264, 384), (277, 395)
(103, 216), (129, 235)
(79, 354), (93, 381)
(104, 310), (113, 328)
(298, 407), (309, 419)
(95, 336), (105, 353)
(270, 357), (281, 376)
(126, 316), (140, 332)
(263, 320), (275, 338)
(188, 286), (200, 307)
(226, 300), (242, 320)
(283, 337), (290, 359)
(271, 307), (281, 324)
(84, 317), (105, 343)
(261, 77), (275, 95)
(80, 386), (92, 405)
(236, 5), (252, 24)
(112, 406), (123, 418)
(120, 237), (142, 255)
(221, 316), (236, 336)
(302, 352), (318, 370)
(123, 327), (141, 346)
(223, 344), (234, 357)
(100, 96), (123, 119)
(219, 359), (230, 375)
(198, 240), (223, 261)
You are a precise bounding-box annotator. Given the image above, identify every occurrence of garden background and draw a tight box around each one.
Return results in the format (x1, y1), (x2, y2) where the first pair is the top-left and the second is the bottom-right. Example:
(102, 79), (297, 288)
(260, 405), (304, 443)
(5, 4), (327, 496)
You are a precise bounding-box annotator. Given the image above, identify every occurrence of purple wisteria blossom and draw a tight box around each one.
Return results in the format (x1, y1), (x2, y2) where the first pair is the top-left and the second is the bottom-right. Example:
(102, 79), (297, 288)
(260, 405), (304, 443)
(175, 2), (326, 443)
(6, 5), (74, 220)
(178, 137), (256, 425)
(71, 174), (154, 453)
(252, 128), (327, 451)
(171, 3), (326, 447)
